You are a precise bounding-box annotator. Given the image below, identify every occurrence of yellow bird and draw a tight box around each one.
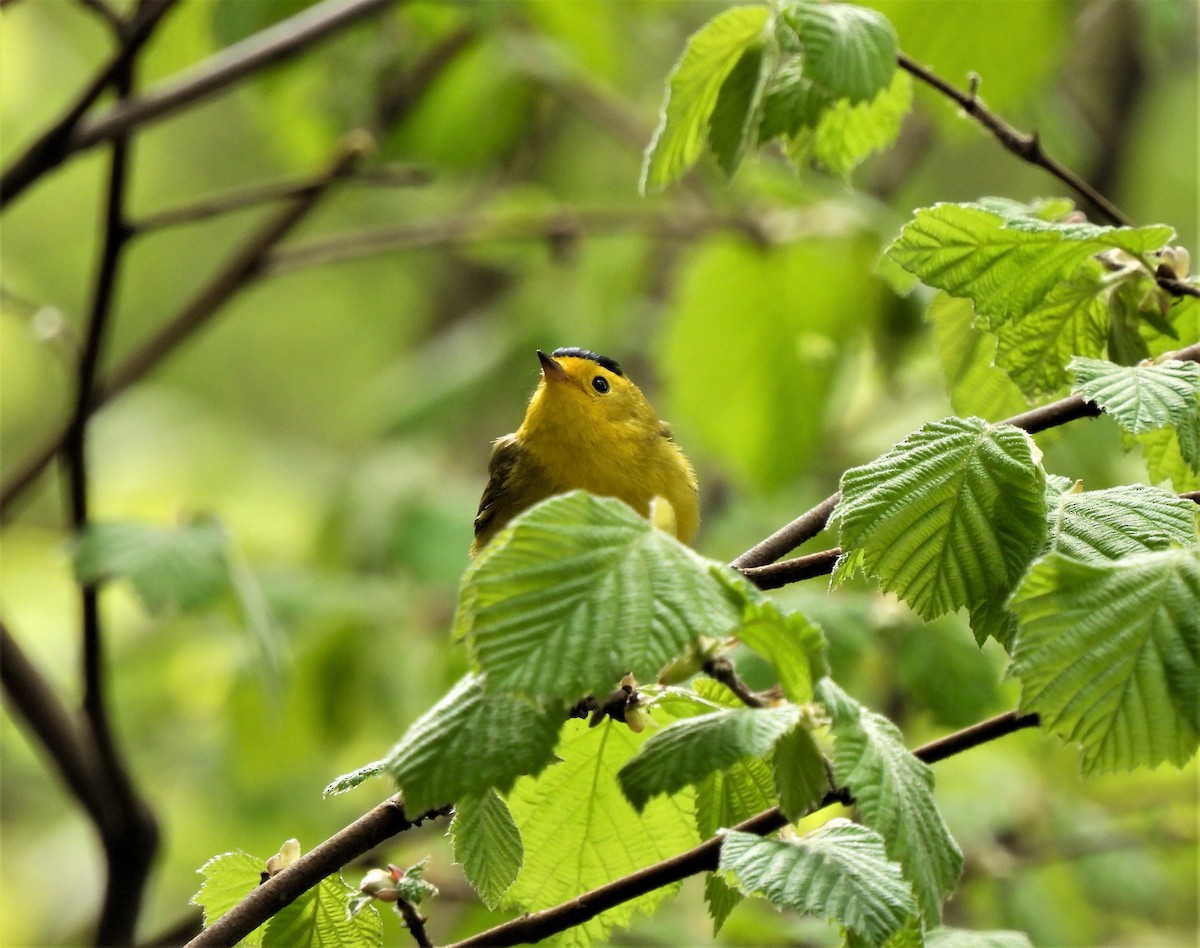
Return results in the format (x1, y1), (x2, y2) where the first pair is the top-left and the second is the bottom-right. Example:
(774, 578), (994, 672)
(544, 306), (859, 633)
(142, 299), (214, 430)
(471, 348), (699, 554)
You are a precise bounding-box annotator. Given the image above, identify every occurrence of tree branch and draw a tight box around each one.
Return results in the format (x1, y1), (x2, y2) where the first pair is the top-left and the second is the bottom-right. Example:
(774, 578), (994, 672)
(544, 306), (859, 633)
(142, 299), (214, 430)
(0, 0), (177, 209)
(448, 710), (1040, 948)
(0, 134), (370, 522)
(897, 51), (1131, 229)
(184, 799), (452, 948)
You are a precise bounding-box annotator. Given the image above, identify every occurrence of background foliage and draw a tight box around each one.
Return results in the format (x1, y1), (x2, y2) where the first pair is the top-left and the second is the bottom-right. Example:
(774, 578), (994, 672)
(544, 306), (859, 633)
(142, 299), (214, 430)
(1, 0), (1196, 945)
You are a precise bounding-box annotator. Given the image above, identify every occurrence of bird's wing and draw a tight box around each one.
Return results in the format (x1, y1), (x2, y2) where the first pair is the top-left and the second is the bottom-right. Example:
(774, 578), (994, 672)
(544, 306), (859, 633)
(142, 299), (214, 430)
(473, 433), (521, 540)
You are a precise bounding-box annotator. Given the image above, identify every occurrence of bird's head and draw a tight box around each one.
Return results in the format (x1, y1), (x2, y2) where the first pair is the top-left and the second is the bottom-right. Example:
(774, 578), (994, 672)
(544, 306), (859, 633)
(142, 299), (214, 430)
(521, 348), (658, 441)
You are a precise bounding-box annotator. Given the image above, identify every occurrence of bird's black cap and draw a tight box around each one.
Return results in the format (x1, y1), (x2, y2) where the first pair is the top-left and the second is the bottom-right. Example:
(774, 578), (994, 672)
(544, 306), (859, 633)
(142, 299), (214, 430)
(550, 347), (624, 377)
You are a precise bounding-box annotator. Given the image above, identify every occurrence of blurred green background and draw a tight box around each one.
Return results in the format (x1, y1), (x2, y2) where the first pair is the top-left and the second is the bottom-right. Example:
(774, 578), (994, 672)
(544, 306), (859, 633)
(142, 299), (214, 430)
(1, 1), (1195, 945)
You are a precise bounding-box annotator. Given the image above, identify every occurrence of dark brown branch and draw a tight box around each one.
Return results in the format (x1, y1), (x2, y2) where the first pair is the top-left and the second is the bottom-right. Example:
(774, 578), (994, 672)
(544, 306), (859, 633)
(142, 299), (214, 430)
(703, 656), (767, 708)
(741, 548), (843, 590)
(394, 898), (434, 948)
(731, 340), (1200, 573)
(448, 710), (1041, 947)
(0, 135), (369, 522)
(897, 51), (1131, 228)
(184, 799), (452, 948)
(0, 0), (177, 209)
(69, 0), (398, 156)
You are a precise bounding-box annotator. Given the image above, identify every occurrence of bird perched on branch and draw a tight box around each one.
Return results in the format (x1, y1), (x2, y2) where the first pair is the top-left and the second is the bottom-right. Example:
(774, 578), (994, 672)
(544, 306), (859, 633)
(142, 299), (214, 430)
(471, 347), (699, 554)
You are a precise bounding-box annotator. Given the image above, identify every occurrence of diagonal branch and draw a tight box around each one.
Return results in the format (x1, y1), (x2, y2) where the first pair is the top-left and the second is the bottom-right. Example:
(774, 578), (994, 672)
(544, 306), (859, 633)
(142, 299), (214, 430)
(446, 710), (1041, 948)
(0, 0), (178, 210)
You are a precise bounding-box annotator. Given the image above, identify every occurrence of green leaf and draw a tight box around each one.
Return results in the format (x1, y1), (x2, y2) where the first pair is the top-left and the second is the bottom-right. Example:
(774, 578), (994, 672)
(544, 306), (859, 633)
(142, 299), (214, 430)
(773, 725), (830, 821)
(1047, 485), (1198, 562)
(505, 717), (698, 946)
(784, 1), (898, 104)
(708, 42), (769, 176)
(618, 704), (801, 812)
(735, 598), (828, 704)
(835, 417), (1047, 623)
(886, 203), (1173, 328)
(1136, 425), (1200, 491)
(1009, 549), (1200, 773)
(193, 851), (264, 940)
(1071, 357), (1200, 467)
(458, 492), (744, 702)
(695, 756), (778, 934)
(928, 293), (1029, 422)
(806, 69), (911, 178)
(758, 62), (829, 141)
(718, 821), (917, 944)
(323, 759), (385, 797)
(641, 6), (771, 192)
(262, 874), (381, 948)
(822, 682), (963, 924)
(450, 790), (523, 910)
(926, 928), (1034, 948)
(72, 515), (230, 613)
(380, 673), (563, 813)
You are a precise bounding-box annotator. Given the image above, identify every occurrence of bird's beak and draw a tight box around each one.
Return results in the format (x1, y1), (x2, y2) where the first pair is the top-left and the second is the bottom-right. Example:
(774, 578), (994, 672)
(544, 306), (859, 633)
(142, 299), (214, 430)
(537, 350), (569, 384)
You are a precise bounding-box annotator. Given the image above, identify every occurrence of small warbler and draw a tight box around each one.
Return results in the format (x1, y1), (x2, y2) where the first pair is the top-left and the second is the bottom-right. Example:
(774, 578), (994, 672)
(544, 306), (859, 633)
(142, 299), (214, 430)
(471, 348), (699, 554)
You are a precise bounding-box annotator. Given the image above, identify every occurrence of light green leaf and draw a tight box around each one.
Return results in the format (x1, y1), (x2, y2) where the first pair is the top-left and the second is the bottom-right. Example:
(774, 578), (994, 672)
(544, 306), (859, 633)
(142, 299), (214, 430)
(736, 598), (828, 704)
(618, 705), (801, 812)
(758, 61), (829, 141)
(784, 1), (898, 104)
(835, 417), (1047, 623)
(806, 67), (911, 178)
(262, 874), (381, 948)
(72, 515), (230, 613)
(773, 725), (830, 821)
(458, 492), (744, 701)
(1047, 485), (1198, 562)
(926, 927), (1034, 948)
(708, 42), (769, 176)
(822, 682), (963, 924)
(379, 673), (563, 813)
(718, 821), (917, 944)
(696, 756), (778, 934)
(1071, 357), (1200, 467)
(927, 293), (1028, 421)
(323, 759), (385, 797)
(450, 790), (523, 910)
(505, 717), (698, 946)
(641, 6), (771, 192)
(1135, 424), (1200, 491)
(1009, 549), (1200, 773)
(886, 203), (1173, 328)
(192, 851), (264, 941)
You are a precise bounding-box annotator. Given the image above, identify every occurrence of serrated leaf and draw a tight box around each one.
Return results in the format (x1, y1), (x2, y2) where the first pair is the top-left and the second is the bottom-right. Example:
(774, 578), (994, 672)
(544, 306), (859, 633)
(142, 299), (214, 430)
(696, 756), (777, 935)
(758, 62), (829, 141)
(1009, 549), (1200, 773)
(785, 1), (898, 104)
(262, 874), (381, 948)
(618, 705), (801, 812)
(806, 68), (911, 178)
(822, 682), (963, 924)
(641, 6), (771, 192)
(1071, 358), (1200, 466)
(192, 851), (264, 937)
(1135, 425), (1200, 491)
(926, 927), (1034, 948)
(736, 598), (828, 704)
(928, 293), (1029, 420)
(380, 673), (563, 813)
(773, 725), (829, 821)
(1047, 484), (1198, 562)
(72, 515), (230, 613)
(458, 492), (745, 701)
(835, 417), (1047, 623)
(719, 821), (917, 944)
(708, 42), (768, 176)
(450, 790), (523, 910)
(886, 203), (1173, 329)
(505, 717), (698, 947)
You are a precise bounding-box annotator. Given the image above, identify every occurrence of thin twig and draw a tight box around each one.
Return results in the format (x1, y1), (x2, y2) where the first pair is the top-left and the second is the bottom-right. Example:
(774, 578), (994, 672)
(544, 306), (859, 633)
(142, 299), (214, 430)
(730, 340), (1200, 571)
(447, 710), (1041, 947)
(703, 656), (767, 708)
(184, 800), (452, 948)
(0, 0), (178, 209)
(740, 548), (842, 591)
(394, 898), (434, 948)
(0, 135), (370, 522)
(897, 51), (1132, 228)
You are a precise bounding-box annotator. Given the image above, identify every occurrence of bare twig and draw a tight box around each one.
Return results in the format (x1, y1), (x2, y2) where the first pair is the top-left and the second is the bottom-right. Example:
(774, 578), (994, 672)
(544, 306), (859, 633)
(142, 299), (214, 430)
(702, 656), (767, 708)
(394, 898), (434, 948)
(897, 51), (1132, 228)
(740, 548), (843, 591)
(448, 710), (1040, 947)
(0, 135), (370, 522)
(184, 800), (452, 948)
(0, 0), (177, 209)
(729, 493), (841, 571)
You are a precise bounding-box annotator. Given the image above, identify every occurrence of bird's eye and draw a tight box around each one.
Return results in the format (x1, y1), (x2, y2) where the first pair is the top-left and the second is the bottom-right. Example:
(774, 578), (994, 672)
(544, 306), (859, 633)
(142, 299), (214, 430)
(591, 376), (610, 394)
